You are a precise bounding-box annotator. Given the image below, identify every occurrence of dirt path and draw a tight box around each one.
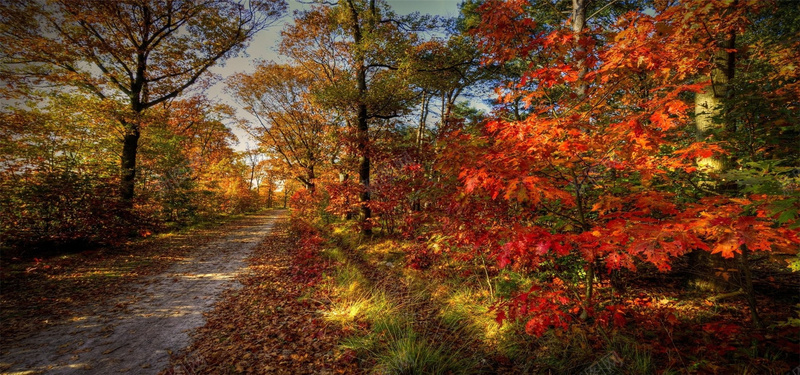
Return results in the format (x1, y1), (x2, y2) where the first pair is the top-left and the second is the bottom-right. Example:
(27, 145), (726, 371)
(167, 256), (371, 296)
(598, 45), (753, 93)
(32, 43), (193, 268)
(0, 211), (283, 374)
(162, 218), (357, 375)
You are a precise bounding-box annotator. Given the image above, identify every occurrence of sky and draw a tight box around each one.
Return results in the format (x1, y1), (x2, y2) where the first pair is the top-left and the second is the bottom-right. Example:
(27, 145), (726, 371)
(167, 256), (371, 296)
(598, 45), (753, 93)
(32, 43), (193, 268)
(207, 0), (465, 151)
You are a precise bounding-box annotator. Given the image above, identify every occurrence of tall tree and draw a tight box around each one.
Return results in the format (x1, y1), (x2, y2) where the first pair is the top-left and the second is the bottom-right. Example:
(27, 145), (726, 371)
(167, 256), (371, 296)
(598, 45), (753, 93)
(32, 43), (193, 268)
(0, 0), (286, 205)
(280, 0), (420, 233)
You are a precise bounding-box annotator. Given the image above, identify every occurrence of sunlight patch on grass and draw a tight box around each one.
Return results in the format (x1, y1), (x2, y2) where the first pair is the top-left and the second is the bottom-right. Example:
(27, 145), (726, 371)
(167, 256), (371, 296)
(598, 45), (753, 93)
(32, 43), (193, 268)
(363, 239), (408, 264)
(332, 264), (370, 297)
(320, 247), (347, 263)
(439, 287), (502, 341)
(322, 260), (404, 328)
(323, 295), (372, 325)
(331, 223), (362, 249)
(319, 235), (492, 374)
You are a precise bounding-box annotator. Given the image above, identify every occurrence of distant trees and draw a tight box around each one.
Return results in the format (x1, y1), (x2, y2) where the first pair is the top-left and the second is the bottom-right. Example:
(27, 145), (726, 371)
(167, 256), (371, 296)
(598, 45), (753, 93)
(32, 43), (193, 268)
(0, 0), (288, 251)
(0, 92), (265, 251)
(228, 63), (340, 192)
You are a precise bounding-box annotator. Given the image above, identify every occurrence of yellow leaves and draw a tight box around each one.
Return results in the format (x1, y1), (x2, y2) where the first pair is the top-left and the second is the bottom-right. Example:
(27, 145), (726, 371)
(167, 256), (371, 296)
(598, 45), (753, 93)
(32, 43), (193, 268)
(592, 196), (624, 215)
(779, 64), (797, 78)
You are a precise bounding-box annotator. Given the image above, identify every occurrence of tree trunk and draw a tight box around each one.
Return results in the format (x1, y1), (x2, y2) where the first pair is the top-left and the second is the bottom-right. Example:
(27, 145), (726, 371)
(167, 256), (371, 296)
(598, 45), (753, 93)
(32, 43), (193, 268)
(249, 166), (256, 190)
(572, 0), (588, 98)
(570, 0), (593, 321)
(267, 183), (273, 208)
(691, 7), (763, 327)
(357, 73), (372, 234)
(694, 36), (735, 178)
(120, 123), (140, 207)
(417, 91), (428, 149)
(737, 245), (763, 328)
(580, 263), (594, 321)
(307, 167), (316, 193)
(686, 38), (735, 289)
(346, 0), (373, 235)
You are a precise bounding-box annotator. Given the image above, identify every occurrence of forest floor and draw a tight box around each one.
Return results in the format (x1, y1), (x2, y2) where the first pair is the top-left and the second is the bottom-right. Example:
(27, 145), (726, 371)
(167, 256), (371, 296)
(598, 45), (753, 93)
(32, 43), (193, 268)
(169, 219), (799, 374)
(0, 211), (282, 374)
(2, 211), (797, 374)
(161, 217), (359, 375)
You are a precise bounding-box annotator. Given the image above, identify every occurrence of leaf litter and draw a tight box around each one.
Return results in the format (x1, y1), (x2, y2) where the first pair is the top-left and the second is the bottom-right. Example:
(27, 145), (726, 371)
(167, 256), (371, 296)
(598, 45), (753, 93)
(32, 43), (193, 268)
(162, 218), (359, 375)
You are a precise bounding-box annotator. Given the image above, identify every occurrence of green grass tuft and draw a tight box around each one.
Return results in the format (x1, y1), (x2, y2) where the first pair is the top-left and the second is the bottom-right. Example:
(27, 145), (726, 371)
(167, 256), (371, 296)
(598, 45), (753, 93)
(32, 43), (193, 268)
(373, 330), (479, 375)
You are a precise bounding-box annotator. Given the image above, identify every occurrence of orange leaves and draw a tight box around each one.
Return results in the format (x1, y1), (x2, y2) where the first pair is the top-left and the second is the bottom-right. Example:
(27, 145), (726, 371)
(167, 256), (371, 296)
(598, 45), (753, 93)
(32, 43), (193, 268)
(580, 190), (800, 269)
(448, 0), (800, 345)
(672, 142), (726, 166)
(461, 0), (800, 266)
(647, 99), (690, 132)
(592, 196), (624, 215)
(675, 197), (800, 259)
(649, 110), (675, 131)
(698, 212), (790, 258)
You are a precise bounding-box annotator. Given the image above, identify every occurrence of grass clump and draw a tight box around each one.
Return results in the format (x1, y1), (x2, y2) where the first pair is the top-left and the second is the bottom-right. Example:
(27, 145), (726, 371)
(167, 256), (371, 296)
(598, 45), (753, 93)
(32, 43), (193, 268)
(373, 330), (478, 375)
(320, 235), (484, 374)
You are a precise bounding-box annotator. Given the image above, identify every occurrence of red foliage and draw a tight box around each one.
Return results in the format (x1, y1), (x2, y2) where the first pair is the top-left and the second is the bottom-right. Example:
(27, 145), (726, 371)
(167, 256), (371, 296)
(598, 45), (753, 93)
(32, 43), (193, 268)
(441, 0), (800, 335)
(493, 281), (573, 337)
(406, 243), (438, 271)
(288, 214), (330, 286)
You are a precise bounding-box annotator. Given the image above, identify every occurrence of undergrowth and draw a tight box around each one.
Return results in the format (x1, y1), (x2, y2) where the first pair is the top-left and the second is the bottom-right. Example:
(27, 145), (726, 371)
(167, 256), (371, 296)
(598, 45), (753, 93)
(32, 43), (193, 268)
(301, 218), (799, 374)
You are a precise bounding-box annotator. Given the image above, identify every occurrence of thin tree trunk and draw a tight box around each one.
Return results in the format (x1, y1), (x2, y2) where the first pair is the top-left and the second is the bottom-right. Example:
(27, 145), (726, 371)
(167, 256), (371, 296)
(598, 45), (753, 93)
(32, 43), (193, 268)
(120, 50), (147, 207)
(737, 245), (763, 329)
(357, 86), (372, 234)
(572, 0), (588, 98)
(267, 184), (273, 208)
(249, 167), (256, 190)
(570, 0), (593, 321)
(307, 168), (316, 193)
(346, 0), (373, 235)
(580, 264), (594, 320)
(120, 123), (140, 207)
(440, 91), (446, 125)
(417, 91), (428, 149)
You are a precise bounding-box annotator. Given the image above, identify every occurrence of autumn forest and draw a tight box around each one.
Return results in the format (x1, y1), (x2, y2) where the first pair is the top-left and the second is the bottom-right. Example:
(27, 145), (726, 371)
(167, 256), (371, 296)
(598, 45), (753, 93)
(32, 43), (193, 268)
(1, 0), (799, 373)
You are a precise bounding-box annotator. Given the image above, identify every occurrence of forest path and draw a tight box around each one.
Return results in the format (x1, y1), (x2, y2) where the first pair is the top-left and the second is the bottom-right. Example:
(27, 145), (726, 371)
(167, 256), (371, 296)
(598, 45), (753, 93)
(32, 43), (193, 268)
(0, 210), (283, 375)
